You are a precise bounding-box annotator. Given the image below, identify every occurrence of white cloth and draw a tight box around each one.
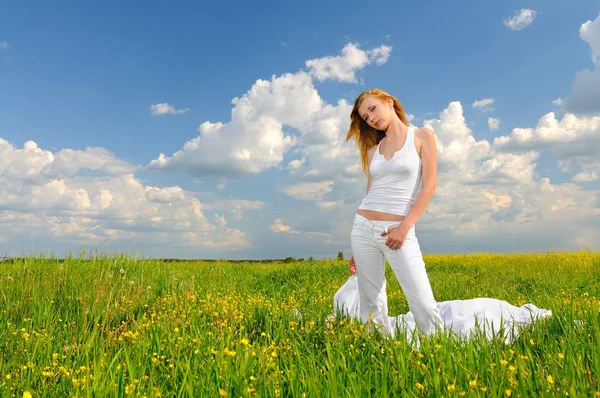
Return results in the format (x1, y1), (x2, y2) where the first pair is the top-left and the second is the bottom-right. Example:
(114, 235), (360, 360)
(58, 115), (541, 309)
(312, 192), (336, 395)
(333, 275), (552, 344)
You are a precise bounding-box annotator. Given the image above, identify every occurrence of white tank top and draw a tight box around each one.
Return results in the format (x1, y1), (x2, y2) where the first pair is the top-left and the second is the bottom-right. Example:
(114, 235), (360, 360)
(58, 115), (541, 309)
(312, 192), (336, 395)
(358, 126), (421, 216)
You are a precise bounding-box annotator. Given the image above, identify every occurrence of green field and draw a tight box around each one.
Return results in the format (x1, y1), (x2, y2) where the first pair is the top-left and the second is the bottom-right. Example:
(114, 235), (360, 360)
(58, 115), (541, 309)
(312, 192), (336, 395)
(1, 251), (599, 397)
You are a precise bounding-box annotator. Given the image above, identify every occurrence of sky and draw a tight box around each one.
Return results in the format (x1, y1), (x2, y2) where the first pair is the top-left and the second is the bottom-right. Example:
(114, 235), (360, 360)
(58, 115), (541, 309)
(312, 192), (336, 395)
(1, 1), (599, 260)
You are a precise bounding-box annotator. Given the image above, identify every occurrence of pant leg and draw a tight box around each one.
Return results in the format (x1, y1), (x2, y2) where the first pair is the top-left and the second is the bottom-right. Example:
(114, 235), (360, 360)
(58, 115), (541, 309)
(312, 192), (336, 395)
(350, 220), (390, 331)
(379, 224), (443, 336)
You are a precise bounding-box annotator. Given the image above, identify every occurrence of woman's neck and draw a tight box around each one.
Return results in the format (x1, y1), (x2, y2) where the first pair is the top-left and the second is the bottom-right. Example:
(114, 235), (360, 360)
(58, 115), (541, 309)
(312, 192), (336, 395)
(384, 118), (408, 138)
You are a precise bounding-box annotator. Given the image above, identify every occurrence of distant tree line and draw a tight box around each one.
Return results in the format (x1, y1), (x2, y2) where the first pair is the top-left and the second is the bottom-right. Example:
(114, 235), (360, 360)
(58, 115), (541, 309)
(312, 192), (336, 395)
(0, 253), (346, 264)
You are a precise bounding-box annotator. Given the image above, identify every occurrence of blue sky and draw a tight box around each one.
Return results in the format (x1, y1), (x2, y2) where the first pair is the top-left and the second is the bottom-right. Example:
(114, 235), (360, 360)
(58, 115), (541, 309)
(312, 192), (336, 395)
(1, 1), (599, 259)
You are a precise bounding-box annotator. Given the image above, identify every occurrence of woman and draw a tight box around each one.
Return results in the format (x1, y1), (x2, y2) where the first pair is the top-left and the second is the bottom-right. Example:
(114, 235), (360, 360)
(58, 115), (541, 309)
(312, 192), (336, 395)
(341, 88), (552, 341)
(345, 88), (443, 337)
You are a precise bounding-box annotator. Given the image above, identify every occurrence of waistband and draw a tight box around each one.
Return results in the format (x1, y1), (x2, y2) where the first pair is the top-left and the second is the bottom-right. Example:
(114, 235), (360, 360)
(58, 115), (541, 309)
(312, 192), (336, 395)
(353, 213), (404, 229)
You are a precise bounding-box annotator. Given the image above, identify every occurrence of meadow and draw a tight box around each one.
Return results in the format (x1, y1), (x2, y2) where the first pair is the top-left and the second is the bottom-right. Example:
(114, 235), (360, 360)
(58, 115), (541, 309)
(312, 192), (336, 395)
(0, 250), (599, 397)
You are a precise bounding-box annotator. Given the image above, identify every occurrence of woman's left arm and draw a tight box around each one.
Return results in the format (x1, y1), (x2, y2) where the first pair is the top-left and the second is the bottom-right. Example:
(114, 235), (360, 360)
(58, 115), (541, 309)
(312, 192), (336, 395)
(401, 127), (437, 230)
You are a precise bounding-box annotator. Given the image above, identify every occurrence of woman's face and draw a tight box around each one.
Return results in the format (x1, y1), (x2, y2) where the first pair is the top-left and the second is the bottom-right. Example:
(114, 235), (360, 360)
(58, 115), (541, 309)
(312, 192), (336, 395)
(358, 96), (393, 130)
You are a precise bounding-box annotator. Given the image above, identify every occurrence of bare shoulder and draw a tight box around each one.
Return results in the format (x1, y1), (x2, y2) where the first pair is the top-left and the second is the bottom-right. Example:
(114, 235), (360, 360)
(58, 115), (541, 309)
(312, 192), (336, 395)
(414, 127), (436, 157)
(415, 127), (435, 141)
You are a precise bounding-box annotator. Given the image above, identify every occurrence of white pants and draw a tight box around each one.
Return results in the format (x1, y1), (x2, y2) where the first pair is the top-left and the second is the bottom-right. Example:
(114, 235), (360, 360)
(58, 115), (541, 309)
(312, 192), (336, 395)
(350, 213), (443, 336)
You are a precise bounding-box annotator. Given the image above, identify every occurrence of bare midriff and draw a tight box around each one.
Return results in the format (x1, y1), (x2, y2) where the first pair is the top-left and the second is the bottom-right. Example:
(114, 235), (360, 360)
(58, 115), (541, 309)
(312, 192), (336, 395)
(356, 208), (405, 221)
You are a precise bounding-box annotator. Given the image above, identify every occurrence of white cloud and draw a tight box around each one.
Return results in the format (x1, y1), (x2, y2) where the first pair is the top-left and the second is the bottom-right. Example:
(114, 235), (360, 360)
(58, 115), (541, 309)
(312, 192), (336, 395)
(282, 181), (334, 201)
(270, 218), (297, 234)
(488, 117), (501, 130)
(0, 139), (137, 181)
(472, 98), (495, 110)
(552, 98), (563, 106)
(204, 199), (266, 220)
(287, 157), (306, 169)
(0, 41), (8, 51)
(269, 218), (333, 243)
(425, 178), (599, 235)
(0, 139), (250, 251)
(493, 112), (600, 181)
(504, 9), (537, 31)
(367, 45), (392, 65)
(493, 112), (600, 152)
(423, 102), (537, 185)
(306, 43), (392, 83)
(564, 14), (600, 115)
(150, 103), (190, 116)
(572, 172), (598, 182)
(580, 13), (600, 65)
(563, 69), (600, 115)
(149, 43), (390, 178)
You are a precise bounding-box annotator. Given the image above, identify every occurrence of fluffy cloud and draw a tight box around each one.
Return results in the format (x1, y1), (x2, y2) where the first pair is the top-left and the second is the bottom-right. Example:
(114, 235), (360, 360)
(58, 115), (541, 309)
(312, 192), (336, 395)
(204, 199), (266, 220)
(149, 43), (391, 178)
(282, 181), (334, 201)
(0, 139), (137, 182)
(150, 103), (190, 116)
(580, 14), (600, 65)
(493, 112), (600, 181)
(472, 98), (495, 111)
(572, 172), (598, 182)
(270, 218), (296, 234)
(488, 117), (501, 130)
(0, 140), (252, 251)
(504, 9), (537, 31)
(563, 13), (600, 115)
(306, 43), (391, 83)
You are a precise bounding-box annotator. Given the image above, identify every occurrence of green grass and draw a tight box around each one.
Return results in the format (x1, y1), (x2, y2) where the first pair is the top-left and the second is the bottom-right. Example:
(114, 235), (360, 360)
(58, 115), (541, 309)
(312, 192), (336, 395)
(1, 250), (599, 397)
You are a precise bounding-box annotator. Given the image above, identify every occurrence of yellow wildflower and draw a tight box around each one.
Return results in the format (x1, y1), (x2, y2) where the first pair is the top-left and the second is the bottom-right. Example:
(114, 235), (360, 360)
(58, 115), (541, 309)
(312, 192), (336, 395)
(125, 384), (134, 395)
(23, 392), (32, 398)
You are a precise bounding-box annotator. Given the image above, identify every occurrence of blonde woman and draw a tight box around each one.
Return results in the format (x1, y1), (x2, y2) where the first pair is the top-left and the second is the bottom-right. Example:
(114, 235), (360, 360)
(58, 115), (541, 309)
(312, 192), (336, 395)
(345, 88), (442, 336)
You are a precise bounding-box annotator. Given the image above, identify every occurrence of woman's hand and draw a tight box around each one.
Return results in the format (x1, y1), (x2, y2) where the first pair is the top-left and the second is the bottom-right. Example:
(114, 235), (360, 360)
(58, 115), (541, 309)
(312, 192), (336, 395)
(348, 256), (356, 275)
(381, 225), (409, 250)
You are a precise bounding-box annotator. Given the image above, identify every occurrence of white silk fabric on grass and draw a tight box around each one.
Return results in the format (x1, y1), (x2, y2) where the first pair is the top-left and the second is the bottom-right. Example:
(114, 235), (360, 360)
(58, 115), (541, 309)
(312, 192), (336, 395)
(332, 275), (553, 344)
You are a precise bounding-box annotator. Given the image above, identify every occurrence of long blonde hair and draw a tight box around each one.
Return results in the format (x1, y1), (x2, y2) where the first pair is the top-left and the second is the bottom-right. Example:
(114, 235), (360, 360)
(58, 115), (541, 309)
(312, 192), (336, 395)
(346, 88), (410, 175)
